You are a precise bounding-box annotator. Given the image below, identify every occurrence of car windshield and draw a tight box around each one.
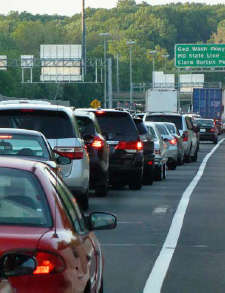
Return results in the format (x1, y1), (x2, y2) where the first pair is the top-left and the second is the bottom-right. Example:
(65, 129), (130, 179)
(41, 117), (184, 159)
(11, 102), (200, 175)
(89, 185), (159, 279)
(0, 134), (50, 159)
(95, 112), (139, 141)
(164, 123), (176, 134)
(154, 124), (169, 135)
(195, 119), (214, 127)
(146, 126), (157, 140)
(0, 168), (51, 227)
(0, 110), (74, 139)
(76, 116), (95, 136)
(146, 115), (183, 130)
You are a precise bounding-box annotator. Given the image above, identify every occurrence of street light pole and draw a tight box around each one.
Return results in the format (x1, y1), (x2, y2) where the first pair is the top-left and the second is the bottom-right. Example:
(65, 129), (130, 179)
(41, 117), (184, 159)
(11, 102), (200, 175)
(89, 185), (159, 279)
(126, 41), (135, 104)
(149, 50), (157, 89)
(100, 33), (110, 108)
(82, 0), (86, 75)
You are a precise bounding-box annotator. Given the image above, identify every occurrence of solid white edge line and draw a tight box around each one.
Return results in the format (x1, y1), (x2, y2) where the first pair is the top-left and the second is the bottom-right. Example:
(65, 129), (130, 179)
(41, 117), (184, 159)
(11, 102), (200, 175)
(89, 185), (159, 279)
(144, 139), (225, 293)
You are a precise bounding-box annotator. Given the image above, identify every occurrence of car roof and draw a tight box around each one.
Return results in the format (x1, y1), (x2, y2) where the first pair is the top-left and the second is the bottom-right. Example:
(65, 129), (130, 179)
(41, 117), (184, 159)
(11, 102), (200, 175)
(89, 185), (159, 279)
(0, 100), (51, 105)
(0, 157), (43, 172)
(75, 110), (96, 120)
(76, 108), (129, 114)
(146, 112), (181, 117)
(0, 128), (43, 136)
(195, 118), (213, 121)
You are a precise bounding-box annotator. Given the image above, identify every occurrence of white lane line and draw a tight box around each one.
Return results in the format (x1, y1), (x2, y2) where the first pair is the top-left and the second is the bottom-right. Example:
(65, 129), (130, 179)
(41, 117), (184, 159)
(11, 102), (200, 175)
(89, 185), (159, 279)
(144, 139), (225, 293)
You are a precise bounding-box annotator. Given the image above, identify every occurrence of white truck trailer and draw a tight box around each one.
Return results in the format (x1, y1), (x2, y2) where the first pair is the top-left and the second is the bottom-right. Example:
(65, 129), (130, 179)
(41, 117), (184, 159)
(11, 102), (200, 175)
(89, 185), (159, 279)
(145, 89), (178, 112)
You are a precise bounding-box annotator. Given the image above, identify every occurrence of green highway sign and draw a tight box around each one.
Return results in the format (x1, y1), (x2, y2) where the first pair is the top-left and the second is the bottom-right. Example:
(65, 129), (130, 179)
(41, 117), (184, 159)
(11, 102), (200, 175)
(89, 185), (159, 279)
(175, 44), (225, 68)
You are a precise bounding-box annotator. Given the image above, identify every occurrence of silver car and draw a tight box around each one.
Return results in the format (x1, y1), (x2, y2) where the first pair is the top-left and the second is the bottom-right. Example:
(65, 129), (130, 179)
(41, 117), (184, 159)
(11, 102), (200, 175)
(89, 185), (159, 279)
(163, 122), (184, 166)
(0, 102), (90, 210)
(152, 122), (178, 170)
(145, 122), (167, 181)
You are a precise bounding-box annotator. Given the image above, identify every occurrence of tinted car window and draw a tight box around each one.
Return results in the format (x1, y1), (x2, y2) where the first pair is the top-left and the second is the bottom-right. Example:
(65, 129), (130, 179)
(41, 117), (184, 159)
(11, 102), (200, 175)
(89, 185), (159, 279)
(195, 119), (214, 127)
(95, 112), (139, 141)
(0, 168), (51, 227)
(76, 116), (95, 136)
(133, 119), (148, 135)
(0, 110), (74, 139)
(0, 134), (49, 159)
(146, 115), (183, 130)
(154, 124), (169, 135)
(164, 124), (176, 135)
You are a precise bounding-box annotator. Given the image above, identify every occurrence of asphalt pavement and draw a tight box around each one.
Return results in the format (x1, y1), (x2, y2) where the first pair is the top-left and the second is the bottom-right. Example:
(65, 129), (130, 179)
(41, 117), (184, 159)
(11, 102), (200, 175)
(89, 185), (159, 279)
(89, 135), (225, 293)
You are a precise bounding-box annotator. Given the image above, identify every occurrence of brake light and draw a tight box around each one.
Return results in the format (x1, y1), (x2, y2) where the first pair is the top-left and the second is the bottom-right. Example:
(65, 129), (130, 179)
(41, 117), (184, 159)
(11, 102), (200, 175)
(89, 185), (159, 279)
(148, 161), (153, 165)
(33, 251), (65, 275)
(182, 131), (188, 142)
(54, 147), (84, 159)
(169, 139), (177, 145)
(155, 149), (161, 155)
(0, 135), (12, 139)
(115, 141), (143, 152)
(91, 136), (104, 148)
(209, 127), (215, 133)
(96, 111), (105, 114)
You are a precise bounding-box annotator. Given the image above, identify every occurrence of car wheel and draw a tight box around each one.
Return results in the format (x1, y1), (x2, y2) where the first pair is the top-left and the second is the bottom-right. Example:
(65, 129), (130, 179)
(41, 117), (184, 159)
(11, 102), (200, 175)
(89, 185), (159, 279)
(129, 174), (142, 190)
(143, 167), (154, 186)
(95, 182), (108, 197)
(99, 278), (103, 293)
(163, 164), (166, 179)
(177, 156), (182, 166)
(184, 147), (192, 163)
(167, 160), (177, 170)
(192, 149), (198, 162)
(155, 165), (163, 181)
(213, 138), (218, 144)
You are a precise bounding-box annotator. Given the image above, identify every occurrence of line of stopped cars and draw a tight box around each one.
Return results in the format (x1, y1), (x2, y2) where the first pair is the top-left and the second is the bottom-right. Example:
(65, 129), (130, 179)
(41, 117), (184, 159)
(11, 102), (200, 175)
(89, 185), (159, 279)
(0, 100), (221, 292)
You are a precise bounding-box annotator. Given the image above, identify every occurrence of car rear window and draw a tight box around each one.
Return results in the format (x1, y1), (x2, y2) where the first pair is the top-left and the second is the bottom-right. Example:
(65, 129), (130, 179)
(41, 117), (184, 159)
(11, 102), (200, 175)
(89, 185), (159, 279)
(133, 119), (148, 135)
(164, 123), (176, 135)
(0, 168), (51, 227)
(154, 124), (169, 135)
(195, 119), (214, 127)
(95, 112), (139, 141)
(76, 116), (95, 136)
(0, 110), (75, 139)
(0, 134), (49, 159)
(146, 115), (183, 130)
(146, 126), (157, 140)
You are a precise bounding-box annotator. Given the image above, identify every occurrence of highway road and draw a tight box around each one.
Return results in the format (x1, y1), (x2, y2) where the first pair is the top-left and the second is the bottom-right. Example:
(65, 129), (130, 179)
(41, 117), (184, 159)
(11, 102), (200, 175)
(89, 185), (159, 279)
(89, 135), (225, 293)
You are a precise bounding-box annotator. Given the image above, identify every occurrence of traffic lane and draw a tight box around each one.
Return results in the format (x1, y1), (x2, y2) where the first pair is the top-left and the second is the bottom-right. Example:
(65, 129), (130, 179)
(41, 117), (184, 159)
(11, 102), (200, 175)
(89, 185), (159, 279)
(162, 138), (225, 293)
(88, 142), (215, 293)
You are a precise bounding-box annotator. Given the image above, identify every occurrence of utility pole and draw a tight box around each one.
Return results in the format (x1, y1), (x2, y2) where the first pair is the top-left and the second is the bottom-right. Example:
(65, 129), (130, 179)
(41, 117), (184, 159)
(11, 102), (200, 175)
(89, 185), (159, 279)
(82, 0), (86, 75)
(116, 53), (120, 94)
(126, 41), (135, 104)
(149, 50), (157, 89)
(99, 33), (110, 108)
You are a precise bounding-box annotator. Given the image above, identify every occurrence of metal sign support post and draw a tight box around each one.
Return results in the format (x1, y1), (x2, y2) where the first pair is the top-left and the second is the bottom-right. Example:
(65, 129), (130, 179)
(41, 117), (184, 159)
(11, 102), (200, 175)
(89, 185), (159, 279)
(108, 58), (112, 108)
(177, 68), (181, 111)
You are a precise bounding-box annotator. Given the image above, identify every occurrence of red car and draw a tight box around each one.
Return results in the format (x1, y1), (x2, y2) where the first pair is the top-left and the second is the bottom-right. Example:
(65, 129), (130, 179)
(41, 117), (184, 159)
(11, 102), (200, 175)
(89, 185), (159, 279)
(0, 158), (116, 292)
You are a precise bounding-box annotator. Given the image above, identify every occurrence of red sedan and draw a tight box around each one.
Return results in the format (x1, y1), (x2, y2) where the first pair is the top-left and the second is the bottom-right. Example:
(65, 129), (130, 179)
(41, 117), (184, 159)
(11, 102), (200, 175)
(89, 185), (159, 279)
(0, 158), (116, 292)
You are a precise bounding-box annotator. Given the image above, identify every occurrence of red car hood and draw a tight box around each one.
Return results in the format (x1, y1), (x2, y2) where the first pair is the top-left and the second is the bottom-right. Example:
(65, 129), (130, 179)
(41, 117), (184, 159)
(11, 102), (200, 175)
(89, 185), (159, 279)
(0, 226), (49, 256)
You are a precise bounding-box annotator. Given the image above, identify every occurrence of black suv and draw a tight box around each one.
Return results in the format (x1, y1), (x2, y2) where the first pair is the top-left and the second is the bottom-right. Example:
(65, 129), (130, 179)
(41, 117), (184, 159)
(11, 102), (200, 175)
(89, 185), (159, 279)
(81, 109), (144, 190)
(133, 117), (155, 185)
(75, 110), (109, 197)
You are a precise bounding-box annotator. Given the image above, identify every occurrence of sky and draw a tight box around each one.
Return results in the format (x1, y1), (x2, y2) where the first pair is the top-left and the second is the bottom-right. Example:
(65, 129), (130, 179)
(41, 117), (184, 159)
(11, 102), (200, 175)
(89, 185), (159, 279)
(1, 0), (225, 16)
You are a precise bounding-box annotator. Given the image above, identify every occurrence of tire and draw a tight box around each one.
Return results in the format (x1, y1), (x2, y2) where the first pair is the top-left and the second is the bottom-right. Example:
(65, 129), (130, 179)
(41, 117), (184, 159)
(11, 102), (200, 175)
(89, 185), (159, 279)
(129, 174), (142, 190)
(192, 149), (198, 162)
(167, 160), (177, 170)
(213, 138), (218, 144)
(163, 164), (166, 179)
(143, 168), (154, 186)
(184, 147), (192, 163)
(99, 278), (103, 293)
(177, 156), (182, 166)
(95, 182), (108, 197)
(155, 165), (163, 181)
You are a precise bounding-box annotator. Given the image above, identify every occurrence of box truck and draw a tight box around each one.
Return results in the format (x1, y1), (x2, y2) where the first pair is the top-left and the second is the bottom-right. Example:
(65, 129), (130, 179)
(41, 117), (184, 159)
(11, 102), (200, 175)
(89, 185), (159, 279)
(145, 89), (177, 112)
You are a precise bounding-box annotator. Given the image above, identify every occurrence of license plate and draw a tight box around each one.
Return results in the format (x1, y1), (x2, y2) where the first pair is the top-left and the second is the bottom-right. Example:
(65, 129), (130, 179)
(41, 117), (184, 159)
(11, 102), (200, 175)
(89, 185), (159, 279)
(200, 129), (206, 133)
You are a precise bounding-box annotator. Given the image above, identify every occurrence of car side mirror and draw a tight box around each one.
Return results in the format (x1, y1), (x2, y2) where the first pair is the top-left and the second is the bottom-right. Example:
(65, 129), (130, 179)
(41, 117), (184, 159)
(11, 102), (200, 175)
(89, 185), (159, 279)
(1, 253), (37, 277)
(83, 134), (94, 144)
(56, 155), (71, 165)
(88, 212), (117, 231)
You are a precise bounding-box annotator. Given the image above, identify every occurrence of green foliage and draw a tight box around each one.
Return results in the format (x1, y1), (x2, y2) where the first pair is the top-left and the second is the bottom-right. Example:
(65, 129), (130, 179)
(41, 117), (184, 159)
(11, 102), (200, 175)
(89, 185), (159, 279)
(0, 3), (224, 105)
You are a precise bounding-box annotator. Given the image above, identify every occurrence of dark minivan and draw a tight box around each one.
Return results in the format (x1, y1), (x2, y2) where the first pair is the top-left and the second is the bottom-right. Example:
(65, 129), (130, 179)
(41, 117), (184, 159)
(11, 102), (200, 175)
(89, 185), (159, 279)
(133, 117), (155, 185)
(81, 109), (144, 190)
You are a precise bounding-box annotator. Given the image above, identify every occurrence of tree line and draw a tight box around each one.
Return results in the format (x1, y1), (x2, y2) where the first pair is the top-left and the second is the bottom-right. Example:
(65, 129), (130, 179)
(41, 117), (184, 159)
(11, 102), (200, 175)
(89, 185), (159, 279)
(0, 0), (224, 106)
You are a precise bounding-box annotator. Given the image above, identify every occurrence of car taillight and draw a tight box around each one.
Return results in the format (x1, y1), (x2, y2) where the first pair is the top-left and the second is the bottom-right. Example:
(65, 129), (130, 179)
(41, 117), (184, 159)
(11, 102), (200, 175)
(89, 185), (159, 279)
(54, 147), (84, 159)
(209, 128), (215, 133)
(182, 131), (188, 142)
(169, 138), (177, 145)
(155, 149), (161, 155)
(92, 136), (103, 148)
(115, 141), (143, 152)
(148, 161), (153, 165)
(33, 251), (65, 275)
